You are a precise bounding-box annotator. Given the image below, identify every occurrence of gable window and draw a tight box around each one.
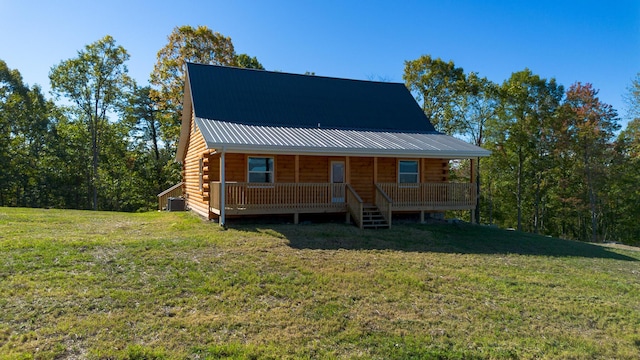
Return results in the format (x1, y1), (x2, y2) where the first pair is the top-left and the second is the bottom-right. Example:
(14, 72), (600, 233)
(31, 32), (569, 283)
(398, 160), (419, 184)
(248, 157), (274, 183)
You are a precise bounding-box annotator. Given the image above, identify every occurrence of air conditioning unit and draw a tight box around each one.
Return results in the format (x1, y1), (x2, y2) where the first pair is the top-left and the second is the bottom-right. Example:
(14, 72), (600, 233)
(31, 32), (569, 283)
(167, 197), (185, 211)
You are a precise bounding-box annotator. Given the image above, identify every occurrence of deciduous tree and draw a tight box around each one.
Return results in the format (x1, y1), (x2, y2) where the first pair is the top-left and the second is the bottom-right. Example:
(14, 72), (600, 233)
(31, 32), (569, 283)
(488, 69), (563, 232)
(0, 60), (57, 207)
(49, 35), (131, 210)
(459, 73), (500, 223)
(150, 25), (238, 145)
(403, 55), (465, 134)
(236, 53), (265, 70)
(558, 82), (619, 242)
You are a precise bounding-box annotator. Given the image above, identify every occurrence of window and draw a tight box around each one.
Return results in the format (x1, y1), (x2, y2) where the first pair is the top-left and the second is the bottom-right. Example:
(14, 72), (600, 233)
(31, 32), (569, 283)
(398, 160), (419, 184)
(248, 157), (274, 183)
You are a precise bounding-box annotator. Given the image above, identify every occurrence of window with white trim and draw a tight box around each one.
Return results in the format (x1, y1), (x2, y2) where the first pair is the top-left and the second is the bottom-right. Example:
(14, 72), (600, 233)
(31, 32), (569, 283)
(248, 157), (274, 183)
(398, 160), (419, 184)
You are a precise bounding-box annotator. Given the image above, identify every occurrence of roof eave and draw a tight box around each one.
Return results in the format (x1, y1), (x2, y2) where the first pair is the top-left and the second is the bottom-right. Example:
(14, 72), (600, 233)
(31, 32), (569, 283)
(205, 142), (491, 159)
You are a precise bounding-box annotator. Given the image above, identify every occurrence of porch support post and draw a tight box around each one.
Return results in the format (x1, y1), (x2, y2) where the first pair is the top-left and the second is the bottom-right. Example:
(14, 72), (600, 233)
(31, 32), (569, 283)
(294, 213), (299, 225)
(420, 210), (425, 224)
(220, 149), (226, 228)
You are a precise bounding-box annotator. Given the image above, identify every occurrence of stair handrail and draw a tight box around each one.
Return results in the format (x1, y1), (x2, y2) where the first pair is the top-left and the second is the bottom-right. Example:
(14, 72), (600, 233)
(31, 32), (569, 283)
(346, 184), (364, 229)
(374, 184), (393, 228)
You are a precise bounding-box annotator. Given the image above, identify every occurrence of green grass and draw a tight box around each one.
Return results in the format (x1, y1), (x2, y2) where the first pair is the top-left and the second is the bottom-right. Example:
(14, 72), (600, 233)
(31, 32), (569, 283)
(1, 207), (639, 359)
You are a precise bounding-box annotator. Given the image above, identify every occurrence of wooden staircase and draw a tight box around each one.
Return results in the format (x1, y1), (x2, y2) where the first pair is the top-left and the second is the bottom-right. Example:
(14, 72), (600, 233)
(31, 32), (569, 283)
(362, 203), (390, 229)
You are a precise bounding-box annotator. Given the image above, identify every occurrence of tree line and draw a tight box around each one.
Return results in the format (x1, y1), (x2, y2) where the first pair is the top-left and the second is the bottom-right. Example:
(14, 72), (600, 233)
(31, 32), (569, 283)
(404, 55), (640, 244)
(0, 26), (262, 212)
(1, 26), (638, 244)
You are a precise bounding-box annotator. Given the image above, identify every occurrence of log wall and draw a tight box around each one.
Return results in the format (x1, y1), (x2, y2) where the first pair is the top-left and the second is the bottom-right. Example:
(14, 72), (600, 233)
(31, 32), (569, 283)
(349, 157), (374, 203)
(377, 157), (397, 183)
(184, 124), (453, 218)
(183, 116), (210, 218)
(225, 153), (246, 182)
(276, 155), (295, 182)
(423, 158), (449, 182)
(299, 155), (329, 183)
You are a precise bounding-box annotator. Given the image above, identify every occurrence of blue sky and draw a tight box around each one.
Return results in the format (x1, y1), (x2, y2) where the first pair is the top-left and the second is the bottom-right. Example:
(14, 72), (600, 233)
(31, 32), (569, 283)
(1, 0), (639, 127)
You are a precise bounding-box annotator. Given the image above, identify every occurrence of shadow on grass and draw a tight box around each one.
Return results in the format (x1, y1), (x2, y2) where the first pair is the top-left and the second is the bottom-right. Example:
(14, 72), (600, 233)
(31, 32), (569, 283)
(228, 216), (639, 261)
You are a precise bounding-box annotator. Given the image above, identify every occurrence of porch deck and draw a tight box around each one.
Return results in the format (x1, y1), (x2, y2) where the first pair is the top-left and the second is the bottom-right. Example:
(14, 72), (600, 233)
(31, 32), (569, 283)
(208, 181), (476, 228)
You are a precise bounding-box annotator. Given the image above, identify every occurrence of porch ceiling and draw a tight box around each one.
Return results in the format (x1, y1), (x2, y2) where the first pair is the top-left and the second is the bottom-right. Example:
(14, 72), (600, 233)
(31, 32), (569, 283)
(195, 118), (491, 159)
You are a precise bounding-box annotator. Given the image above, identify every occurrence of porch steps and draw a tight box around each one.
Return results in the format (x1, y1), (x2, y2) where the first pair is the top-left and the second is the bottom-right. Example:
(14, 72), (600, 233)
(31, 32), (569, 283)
(362, 204), (389, 229)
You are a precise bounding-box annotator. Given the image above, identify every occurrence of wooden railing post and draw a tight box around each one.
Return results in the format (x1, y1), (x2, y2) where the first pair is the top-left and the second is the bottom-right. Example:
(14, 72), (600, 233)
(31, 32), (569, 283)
(376, 182), (476, 211)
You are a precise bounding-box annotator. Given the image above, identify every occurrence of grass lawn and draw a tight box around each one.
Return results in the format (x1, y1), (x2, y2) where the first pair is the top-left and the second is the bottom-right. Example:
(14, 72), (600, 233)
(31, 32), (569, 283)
(1, 207), (639, 359)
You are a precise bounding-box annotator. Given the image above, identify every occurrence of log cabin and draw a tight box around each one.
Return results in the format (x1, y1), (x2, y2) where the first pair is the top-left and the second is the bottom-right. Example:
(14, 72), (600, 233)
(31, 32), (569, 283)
(170, 63), (490, 228)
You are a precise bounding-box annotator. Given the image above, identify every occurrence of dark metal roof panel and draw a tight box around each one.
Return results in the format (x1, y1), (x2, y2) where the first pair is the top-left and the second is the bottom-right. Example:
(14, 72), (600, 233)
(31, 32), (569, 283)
(186, 63), (436, 133)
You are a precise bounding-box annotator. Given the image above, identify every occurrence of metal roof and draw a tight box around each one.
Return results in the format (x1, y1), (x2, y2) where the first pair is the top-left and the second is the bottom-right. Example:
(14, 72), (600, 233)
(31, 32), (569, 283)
(195, 118), (491, 158)
(177, 63), (491, 161)
(186, 63), (436, 132)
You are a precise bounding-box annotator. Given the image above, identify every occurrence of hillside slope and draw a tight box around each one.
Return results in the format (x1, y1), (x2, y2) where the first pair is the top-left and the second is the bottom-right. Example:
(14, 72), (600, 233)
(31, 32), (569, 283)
(1, 208), (639, 359)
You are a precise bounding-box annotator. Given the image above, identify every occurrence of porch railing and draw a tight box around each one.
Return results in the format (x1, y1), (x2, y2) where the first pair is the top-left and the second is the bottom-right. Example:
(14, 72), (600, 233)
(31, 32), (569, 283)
(376, 182), (476, 210)
(210, 182), (346, 214)
(157, 182), (184, 210)
(346, 184), (364, 229)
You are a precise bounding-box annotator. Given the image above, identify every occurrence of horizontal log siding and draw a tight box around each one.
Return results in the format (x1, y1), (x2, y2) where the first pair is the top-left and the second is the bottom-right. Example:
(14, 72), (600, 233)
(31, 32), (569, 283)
(349, 157), (374, 203)
(423, 159), (449, 182)
(187, 145), (455, 219)
(183, 117), (209, 218)
(299, 155), (328, 183)
(276, 155), (295, 182)
(377, 157), (396, 183)
(209, 154), (220, 182)
(225, 153), (246, 182)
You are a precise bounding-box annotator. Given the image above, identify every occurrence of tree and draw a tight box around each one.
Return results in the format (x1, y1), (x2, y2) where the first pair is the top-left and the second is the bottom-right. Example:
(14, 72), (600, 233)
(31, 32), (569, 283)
(49, 35), (131, 210)
(125, 84), (180, 202)
(236, 54), (265, 70)
(488, 69), (563, 232)
(458, 73), (500, 223)
(403, 55), (465, 134)
(149, 25), (238, 145)
(624, 72), (640, 120)
(126, 86), (162, 163)
(610, 118), (640, 244)
(0, 60), (56, 208)
(558, 82), (619, 242)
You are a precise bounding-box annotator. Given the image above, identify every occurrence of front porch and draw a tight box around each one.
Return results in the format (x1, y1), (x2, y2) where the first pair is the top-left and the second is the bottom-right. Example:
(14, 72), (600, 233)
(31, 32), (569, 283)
(209, 181), (476, 229)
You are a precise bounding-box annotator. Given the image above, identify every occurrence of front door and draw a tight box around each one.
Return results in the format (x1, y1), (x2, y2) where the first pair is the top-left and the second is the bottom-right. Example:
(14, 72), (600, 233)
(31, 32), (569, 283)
(331, 161), (345, 203)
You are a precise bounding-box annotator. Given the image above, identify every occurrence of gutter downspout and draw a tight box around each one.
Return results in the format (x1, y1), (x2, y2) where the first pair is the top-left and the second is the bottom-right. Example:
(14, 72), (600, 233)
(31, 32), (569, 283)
(220, 147), (226, 228)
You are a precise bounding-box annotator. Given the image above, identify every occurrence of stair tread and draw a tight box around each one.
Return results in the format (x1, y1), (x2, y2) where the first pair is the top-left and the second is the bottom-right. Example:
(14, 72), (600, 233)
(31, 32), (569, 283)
(355, 204), (390, 229)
